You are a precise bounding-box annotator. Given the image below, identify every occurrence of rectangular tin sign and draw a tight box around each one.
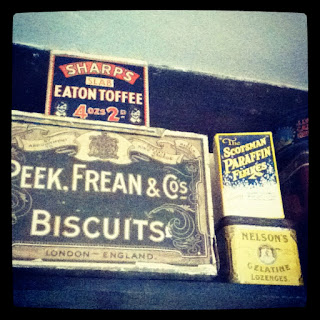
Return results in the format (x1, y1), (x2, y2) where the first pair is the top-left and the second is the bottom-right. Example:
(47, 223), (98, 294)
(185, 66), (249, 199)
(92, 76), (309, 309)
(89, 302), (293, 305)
(213, 132), (284, 220)
(12, 111), (217, 277)
(45, 51), (149, 126)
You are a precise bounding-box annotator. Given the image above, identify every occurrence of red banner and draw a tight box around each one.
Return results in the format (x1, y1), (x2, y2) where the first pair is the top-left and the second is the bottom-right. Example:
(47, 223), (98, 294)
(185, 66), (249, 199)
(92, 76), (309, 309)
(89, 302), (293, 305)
(59, 61), (140, 85)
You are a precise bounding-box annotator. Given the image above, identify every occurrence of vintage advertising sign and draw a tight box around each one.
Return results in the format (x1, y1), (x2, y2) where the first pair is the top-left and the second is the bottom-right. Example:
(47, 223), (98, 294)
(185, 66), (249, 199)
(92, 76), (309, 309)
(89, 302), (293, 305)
(12, 111), (217, 277)
(218, 224), (303, 286)
(213, 132), (284, 220)
(45, 51), (149, 126)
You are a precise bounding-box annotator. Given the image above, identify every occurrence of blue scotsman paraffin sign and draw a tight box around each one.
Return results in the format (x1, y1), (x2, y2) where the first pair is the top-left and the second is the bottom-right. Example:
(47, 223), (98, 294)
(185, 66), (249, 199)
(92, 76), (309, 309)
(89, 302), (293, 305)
(45, 51), (149, 126)
(213, 132), (284, 220)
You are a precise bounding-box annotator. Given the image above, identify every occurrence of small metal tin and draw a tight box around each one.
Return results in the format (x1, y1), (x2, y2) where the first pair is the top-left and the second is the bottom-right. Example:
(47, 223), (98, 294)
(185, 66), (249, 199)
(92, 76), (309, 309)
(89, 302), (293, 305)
(216, 218), (303, 286)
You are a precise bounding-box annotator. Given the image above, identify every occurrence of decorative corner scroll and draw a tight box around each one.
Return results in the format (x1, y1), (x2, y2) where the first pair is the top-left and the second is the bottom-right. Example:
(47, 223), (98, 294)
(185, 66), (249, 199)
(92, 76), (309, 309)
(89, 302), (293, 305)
(146, 203), (204, 256)
(11, 146), (32, 225)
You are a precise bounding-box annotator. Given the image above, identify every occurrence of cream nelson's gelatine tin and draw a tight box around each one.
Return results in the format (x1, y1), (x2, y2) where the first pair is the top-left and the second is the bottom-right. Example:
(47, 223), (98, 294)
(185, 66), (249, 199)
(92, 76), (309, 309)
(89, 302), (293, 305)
(217, 221), (303, 286)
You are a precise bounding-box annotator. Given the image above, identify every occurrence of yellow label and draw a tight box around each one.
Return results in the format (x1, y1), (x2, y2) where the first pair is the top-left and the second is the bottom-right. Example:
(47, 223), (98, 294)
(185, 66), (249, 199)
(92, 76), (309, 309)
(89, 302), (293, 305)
(224, 225), (303, 286)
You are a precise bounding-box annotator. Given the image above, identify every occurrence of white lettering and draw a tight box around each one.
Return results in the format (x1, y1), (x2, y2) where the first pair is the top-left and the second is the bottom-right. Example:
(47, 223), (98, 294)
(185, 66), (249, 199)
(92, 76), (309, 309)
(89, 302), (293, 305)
(30, 209), (51, 236)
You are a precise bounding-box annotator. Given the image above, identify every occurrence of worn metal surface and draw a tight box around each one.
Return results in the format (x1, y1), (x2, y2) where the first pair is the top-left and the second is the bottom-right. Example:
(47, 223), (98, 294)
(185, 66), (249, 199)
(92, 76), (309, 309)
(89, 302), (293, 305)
(12, 111), (217, 278)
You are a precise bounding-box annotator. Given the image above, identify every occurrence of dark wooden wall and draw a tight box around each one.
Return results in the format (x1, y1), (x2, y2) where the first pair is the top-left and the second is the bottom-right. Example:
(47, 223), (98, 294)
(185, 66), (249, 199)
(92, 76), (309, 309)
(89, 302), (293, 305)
(12, 43), (308, 152)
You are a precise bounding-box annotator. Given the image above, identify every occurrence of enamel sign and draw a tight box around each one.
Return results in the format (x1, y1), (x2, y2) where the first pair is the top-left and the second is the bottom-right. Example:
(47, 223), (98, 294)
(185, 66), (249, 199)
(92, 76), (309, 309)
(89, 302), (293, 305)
(213, 132), (284, 220)
(45, 52), (149, 126)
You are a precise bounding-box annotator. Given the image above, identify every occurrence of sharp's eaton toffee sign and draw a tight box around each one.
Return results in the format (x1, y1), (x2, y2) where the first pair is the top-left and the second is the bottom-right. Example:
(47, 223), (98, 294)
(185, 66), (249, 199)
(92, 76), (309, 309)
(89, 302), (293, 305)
(45, 51), (149, 126)
(12, 111), (217, 277)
